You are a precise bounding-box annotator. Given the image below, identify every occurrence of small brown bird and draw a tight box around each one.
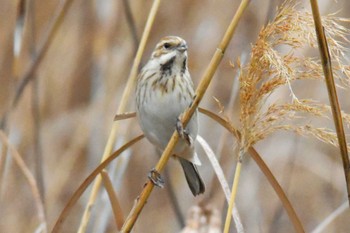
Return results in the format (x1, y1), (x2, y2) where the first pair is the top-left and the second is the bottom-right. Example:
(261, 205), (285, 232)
(135, 36), (205, 196)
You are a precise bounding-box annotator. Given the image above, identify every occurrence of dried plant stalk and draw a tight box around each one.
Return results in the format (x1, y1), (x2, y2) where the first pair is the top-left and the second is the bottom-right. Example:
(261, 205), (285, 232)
(52, 135), (144, 233)
(0, 138), (7, 195)
(12, 0), (74, 108)
(197, 135), (243, 232)
(0, 131), (47, 233)
(77, 1), (161, 232)
(114, 112), (136, 121)
(309, 0), (350, 206)
(311, 201), (348, 233)
(101, 170), (125, 230)
(121, 0), (251, 232)
(223, 156), (242, 233)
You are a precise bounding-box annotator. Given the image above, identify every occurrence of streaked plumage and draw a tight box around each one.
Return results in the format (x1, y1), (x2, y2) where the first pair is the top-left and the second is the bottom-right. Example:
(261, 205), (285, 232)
(136, 36), (205, 196)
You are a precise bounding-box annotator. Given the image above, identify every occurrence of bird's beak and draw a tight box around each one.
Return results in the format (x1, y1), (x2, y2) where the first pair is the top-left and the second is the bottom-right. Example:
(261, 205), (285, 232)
(177, 44), (188, 52)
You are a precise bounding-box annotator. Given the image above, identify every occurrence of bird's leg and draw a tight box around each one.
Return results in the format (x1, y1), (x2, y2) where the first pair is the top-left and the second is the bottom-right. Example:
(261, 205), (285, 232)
(148, 168), (164, 188)
(176, 116), (193, 146)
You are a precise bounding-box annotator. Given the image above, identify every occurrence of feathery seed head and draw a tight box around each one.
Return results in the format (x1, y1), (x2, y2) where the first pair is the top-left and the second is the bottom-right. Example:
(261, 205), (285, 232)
(235, 0), (350, 152)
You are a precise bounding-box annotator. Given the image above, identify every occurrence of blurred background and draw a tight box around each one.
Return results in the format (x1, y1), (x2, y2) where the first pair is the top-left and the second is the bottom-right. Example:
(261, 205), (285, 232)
(1, 0), (350, 232)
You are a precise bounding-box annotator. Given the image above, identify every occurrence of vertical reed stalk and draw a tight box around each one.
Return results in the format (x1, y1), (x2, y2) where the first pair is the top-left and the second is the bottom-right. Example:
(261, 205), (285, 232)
(310, 0), (350, 206)
(223, 152), (243, 233)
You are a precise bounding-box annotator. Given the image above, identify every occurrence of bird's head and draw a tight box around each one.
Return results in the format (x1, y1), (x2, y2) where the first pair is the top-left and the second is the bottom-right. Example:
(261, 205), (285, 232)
(151, 36), (188, 70)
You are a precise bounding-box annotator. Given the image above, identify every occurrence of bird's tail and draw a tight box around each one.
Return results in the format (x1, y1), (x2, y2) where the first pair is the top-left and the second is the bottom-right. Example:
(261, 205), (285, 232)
(179, 158), (205, 196)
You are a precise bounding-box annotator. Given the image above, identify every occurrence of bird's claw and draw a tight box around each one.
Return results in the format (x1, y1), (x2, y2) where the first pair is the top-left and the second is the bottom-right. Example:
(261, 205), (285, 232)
(176, 117), (193, 146)
(148, 168), (164, 188)
(176, 117), (185, 138)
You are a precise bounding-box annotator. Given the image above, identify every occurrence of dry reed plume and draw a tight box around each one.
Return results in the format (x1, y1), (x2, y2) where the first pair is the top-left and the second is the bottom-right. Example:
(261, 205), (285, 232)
(238, 1), (350, 153)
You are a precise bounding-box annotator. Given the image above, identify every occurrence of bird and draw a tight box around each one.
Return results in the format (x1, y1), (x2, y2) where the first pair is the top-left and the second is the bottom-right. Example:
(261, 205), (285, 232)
(135, 36), (205, 196)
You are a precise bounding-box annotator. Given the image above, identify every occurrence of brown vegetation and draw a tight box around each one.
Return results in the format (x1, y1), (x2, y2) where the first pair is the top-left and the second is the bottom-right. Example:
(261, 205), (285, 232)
(1, 0), (350, 232)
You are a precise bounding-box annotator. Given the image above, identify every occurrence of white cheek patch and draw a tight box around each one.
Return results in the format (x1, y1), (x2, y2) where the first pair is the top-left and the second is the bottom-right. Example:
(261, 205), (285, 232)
(159, 51), (177, 64)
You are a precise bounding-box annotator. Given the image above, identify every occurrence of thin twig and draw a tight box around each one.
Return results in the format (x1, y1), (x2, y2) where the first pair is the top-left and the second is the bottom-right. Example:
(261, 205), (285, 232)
(122, 0), (139, 54)
(51, 134), (144, 233)
(207, 58), (243, 203)
(0, 131), (47, 233)
(27, 0), (46, 208)
(77, 0), (161, 232)
(0, 135), (8, 199)
(247, 146), (305, 233)
(310, 0), (350, 206)
(121, 1), (250, 232)
(11, 0), (74, 108)
(31, 39), (46, 225)
(269, 137), (299, 232)
(196, 136), (244, 232)
(311, 201), (348, 233)
(114, 112), (136, 121)
(223, 158), (242, 233)
(264, 0), (276, 26)
(100, 170), (125, 231)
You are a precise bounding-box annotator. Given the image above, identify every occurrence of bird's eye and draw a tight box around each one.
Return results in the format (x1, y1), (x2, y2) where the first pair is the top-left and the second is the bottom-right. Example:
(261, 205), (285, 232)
(163, 43), (171, 49)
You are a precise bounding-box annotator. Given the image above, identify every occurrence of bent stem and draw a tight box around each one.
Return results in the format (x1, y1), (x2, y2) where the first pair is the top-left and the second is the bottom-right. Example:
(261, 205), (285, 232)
(121, 1), (250, 232)
(101, 170), (125, 230)
(52, 134), (144, 233)
(77, 1), (161, 232)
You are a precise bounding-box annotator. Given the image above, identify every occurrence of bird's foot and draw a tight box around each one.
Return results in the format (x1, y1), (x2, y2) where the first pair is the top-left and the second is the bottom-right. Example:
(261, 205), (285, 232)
(148, 168), (164, 188)
(176, 117), (193, 146)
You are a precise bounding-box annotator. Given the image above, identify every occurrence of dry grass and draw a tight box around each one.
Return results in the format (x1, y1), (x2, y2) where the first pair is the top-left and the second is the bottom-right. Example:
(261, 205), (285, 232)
(1, 0), (350, 232)
(238, 0), (350, 153)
